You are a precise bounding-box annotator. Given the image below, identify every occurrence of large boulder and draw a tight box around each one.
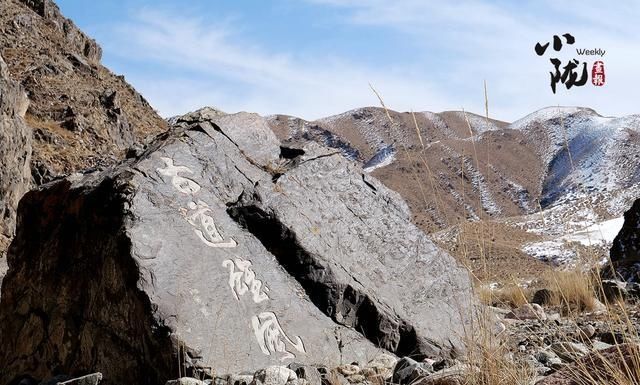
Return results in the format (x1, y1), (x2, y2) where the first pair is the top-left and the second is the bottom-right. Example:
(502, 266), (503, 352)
(0, 52), (31, 265)
(0, 113), (474, 385)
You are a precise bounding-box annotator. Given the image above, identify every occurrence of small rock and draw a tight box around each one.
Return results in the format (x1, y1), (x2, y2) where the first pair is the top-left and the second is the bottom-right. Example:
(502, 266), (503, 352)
(227, 374), (254, 385)
(546, 312), (561, 322)
(392, 357), (431, 385)
(287, 364), (322, 385)
(346, 374), (365, 383)
(601, 280), (627, 302)
(506, 303), (547, 321)
(365, 353), (397, 380)
(535, 350), (563, 369)
(58, 373), (103, 385)
(336, 365), (359, 377)
(253, 367), (297, 385)
(166, 378), (207, 385)
(578, 324), (596, 340)
(592, 341), (613, 351)
(550, 342), (589, 362)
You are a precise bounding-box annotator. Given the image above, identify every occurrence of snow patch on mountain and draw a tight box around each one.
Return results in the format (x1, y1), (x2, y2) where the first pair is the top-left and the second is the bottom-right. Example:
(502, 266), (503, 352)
(363, 145), (396, 172)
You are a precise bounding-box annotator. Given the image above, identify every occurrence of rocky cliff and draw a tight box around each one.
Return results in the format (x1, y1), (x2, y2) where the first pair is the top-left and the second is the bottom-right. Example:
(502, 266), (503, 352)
(0, 0), (167, 183)
(0, 53), (31, 280)
(0, 112), (474, 385)
(0, 0), (169, 262)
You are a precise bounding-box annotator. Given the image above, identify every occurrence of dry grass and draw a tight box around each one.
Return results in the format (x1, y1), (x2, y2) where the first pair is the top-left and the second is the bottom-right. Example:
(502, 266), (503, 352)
(544, 269), (598, 314)
(478, 284), (531, 308)
(566, 343), (640, 385)
(368, 86), (640, 385)
(464, 347), (535, 385)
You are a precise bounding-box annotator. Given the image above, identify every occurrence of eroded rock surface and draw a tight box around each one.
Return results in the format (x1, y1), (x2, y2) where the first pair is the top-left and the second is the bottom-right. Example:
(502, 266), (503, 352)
(0, 52), (31, 272)
(0, 113), (474, 385)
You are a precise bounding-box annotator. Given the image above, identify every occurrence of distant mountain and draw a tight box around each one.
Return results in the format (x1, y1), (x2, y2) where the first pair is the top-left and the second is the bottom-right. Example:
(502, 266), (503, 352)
(268, 106), (640, 230)
(267, 106), (640, 279)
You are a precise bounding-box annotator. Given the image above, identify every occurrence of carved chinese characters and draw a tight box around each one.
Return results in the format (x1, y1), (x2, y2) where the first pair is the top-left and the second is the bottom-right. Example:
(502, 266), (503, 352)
(252, 312), (307, 360)
(156, 156), (306, 361)
(185, 201), (237, 248)
(222, 258), (269, 303)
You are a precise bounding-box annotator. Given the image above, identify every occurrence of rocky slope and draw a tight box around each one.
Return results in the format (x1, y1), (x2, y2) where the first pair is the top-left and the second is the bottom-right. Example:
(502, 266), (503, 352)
(0, 0), (167, 182)
(0, 0), (168, 261)
(0, 53), (31, 281)
(0, 112), (475, 385)
(1, 0), (167, 183)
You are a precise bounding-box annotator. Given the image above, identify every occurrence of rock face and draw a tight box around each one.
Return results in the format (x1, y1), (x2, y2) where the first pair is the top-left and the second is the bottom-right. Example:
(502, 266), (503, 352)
(0, 0), (167, 183)
(0, 113), (474, 385)
(607, 198), (640, 281)
(0, 53), (31, 256)
(0, 0), (167, 289)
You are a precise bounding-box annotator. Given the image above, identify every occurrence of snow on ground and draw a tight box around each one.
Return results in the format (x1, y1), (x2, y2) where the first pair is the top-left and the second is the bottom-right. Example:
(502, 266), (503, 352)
(510, 106), (584, 131)
(562, 217), (624, 246)
(522, 241), (577, 267)
(363, 146), (396, 172)
(453, 111), (501, 134)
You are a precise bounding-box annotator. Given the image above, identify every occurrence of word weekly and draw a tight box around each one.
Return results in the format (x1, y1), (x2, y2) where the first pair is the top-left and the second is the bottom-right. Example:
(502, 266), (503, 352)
(535, 33), (606, 93)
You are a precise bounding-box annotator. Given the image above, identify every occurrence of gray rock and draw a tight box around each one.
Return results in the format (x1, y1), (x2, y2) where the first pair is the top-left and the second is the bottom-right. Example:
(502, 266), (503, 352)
(535, 350), (562, 369)
(363, 354), (397, 380)
(170, 106), (227, 126)
(392, 357), (431, 384)
(227, 374), (254, 385)
(18, 0), (102, 62)
(550, 342), (589, 362)
(505, 303), (547, 321)
(252, 366), (297, 385)
(287, 364), (322, 385)
(592, 340), (613, 351)
(0, 113), (474, 384)
(166, 378), (208, 385)
(578, 324), (596, 339)
(58, 373), (103, 385)
(601, 280), (627, 301)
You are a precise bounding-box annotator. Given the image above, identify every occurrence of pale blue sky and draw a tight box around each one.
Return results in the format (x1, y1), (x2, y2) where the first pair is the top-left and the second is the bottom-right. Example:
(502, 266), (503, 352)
(57, 1), (640, 121)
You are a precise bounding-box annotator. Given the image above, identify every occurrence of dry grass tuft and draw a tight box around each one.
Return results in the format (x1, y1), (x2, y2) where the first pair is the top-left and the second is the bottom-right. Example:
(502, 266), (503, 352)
(545, 270), (597, 314)
(464, 347), (535, 385)
(478, 284), (530, 308)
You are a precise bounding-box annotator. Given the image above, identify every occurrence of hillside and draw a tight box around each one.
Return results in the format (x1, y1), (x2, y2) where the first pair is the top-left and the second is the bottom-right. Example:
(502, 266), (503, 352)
(267, 106), (640, 281)
(0, 0), (167, 184)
